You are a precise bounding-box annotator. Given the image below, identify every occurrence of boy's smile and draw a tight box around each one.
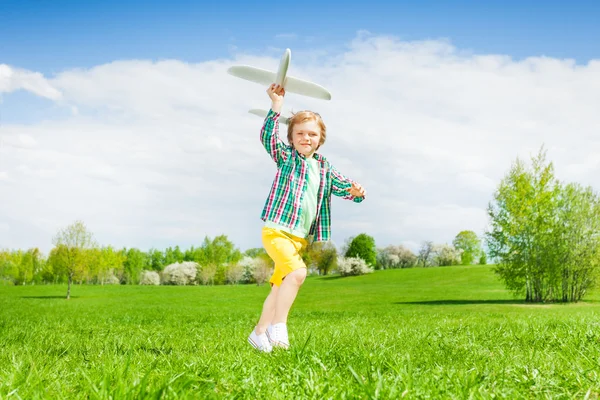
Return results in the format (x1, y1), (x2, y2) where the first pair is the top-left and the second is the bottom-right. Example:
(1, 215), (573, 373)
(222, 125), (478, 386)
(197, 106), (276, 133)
(291, 120), (321, 157)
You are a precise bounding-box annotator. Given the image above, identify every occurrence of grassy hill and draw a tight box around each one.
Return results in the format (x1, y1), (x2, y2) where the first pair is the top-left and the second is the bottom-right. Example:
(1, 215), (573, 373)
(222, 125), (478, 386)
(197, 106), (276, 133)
(1, 265), (599, 399)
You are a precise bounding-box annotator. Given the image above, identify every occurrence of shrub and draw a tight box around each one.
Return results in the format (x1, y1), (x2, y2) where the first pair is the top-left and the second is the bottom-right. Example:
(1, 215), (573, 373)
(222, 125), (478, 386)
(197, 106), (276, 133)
(198, 264), (217, 285)
(337, 256), (374, 276)
(225, 263), (244, 284)
(432, 244), (463, 266)
(162, 261), (198, 285)
(377, 245), (417, 269)
(139, 270), (160, 285)
(253, 258), (272, 285)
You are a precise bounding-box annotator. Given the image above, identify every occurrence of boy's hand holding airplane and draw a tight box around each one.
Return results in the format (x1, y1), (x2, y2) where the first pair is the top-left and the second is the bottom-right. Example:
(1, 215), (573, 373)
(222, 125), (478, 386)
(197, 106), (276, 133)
(267, 84), (285, 113)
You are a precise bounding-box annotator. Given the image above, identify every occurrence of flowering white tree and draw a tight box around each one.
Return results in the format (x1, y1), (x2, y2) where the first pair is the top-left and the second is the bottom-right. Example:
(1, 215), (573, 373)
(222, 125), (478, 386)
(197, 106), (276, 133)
(162, 261), (198, 285)
(432, 244), (463, 266)
(238, 256), (257, 283)
(336, 256), (374, 276)
(253, 257), (272, 285)
(139, 270), (160, 285)
(225, 263), (244, 284)
(377, 245), (417, 269)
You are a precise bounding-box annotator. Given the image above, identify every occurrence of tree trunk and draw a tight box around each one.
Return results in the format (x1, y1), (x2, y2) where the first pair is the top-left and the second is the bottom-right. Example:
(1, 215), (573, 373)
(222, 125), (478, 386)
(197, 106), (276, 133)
(66, 273), (72, 300)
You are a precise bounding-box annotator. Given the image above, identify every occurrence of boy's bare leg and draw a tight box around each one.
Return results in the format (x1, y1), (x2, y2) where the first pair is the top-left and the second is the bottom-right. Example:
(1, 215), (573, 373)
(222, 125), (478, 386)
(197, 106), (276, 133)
(255, 285), (279, 334)
(272, 268), (307, 324)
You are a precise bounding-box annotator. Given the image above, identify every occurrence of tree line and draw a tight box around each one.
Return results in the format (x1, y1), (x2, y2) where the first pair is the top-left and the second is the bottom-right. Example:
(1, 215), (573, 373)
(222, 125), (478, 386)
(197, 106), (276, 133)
(0, 221), (485, 297)
(3, 147), (598, 303)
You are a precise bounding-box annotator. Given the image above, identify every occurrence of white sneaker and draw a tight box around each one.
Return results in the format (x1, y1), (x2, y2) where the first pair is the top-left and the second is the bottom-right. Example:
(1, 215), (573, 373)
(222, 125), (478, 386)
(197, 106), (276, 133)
(248, 329), (272, 353)
(266, 323), (289, 349)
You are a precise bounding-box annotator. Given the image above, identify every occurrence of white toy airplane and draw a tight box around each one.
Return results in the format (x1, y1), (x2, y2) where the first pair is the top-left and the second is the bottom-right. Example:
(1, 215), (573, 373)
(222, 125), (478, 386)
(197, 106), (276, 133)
(248, 109), (290, 125)
(227, 48), (332, 101)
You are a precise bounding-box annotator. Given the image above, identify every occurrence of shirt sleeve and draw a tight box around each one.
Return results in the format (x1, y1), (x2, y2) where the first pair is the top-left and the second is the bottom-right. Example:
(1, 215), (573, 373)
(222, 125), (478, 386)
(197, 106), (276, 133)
(330, 163), (365, 203)
(260, 109), (289, 165)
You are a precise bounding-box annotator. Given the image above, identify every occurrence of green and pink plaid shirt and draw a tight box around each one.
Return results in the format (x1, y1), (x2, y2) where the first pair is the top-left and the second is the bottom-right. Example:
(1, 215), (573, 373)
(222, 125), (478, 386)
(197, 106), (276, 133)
(260, 109), (364, 242)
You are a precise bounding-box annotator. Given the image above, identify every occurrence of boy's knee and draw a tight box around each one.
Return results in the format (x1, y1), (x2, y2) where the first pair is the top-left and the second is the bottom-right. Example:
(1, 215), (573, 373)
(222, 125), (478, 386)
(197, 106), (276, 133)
(291, 268), (307, 285)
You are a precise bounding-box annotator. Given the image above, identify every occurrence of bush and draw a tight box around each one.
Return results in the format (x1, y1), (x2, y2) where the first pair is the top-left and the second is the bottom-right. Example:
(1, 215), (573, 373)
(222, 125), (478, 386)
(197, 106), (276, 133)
(432, 244), (462, 266)
(377, 245), (417, 269)
(479, 252), (487, 265)
(225, 263), (244, 284)
(238, 256), (257, 284)
(253, 258), (272, 285)
(162, 261), (198, 285)
(104, 273), (120, 285)
(198, 264), (217, 285)
(337, 256), (374, 276)
(139, 270), (160, 285)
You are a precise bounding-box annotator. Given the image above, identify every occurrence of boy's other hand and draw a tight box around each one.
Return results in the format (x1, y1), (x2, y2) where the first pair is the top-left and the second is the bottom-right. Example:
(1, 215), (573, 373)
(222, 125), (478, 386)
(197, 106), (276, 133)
(267, 84), (285, 113)
(348, 182), (366, 198)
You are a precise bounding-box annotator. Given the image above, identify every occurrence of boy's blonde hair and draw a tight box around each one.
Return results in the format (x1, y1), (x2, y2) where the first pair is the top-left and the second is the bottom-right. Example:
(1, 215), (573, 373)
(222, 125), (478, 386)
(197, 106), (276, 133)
(287, 111), (327, 150)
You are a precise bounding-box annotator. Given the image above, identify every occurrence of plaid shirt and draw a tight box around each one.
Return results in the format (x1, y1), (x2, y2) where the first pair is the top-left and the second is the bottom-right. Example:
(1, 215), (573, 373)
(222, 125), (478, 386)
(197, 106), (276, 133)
(260, 109), (364, 242)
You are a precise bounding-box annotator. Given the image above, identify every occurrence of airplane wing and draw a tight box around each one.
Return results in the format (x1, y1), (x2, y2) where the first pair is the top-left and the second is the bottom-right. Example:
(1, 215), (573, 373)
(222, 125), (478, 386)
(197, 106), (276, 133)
(249, 109), (290, 125)
(227, 66), (276, 86)
(284, 75), (332, 100)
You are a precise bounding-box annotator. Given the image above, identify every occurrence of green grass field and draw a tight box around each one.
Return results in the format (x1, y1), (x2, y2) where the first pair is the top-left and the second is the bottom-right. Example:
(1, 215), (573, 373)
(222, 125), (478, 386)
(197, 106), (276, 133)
(1, 265), (600, 399)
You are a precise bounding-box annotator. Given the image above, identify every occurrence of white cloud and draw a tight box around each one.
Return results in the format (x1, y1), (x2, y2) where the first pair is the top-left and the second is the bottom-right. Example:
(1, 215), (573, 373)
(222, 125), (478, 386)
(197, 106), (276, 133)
(0, 64), (62, 100)
(1, 32), (599, 254)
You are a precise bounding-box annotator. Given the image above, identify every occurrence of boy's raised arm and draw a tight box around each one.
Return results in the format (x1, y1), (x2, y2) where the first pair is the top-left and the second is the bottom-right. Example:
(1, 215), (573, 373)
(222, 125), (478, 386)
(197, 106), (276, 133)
(260, 84), (288, 165)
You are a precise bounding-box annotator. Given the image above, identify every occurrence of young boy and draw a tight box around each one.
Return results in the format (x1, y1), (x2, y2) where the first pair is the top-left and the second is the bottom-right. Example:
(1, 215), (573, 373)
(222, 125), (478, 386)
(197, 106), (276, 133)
(248, 83), (366, 352)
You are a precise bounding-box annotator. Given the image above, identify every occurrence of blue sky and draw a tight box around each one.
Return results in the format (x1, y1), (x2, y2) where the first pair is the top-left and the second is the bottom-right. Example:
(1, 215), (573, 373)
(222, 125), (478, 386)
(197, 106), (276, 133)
(1, 0), (599, 74)
(2, 0), (598, 125)
(1, 0), (600, 253)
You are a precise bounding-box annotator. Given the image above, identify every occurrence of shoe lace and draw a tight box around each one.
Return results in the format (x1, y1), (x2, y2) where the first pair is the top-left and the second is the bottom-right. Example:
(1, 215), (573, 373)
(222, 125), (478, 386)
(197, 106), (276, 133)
(274, 325), (288, 342)
(259, 334), (270, 348)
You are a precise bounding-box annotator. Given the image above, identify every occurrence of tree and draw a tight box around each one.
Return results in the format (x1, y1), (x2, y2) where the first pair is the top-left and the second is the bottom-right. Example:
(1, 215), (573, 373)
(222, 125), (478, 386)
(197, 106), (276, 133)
(148, 249), (164, 271)
(452, 231), (482, 265)
(344, 233), (377, 267)
(486, 148), (600, 302)
(417, 241), (434, 267)
(337, 256), (374, 276)
(196, 235), (243, 268)
(244, 248), (267, 258)
(122, 248), (146, 284)
(432, 244), (462, 266)
(479, 252), (487, 265)
(301, 241), (338, 275)
(225, 263), (244, 284)
(377, 245), (417, 269)
(552, 183), (600, 301)
(253, 257), (272, 286)
(51, 220), (97, 299)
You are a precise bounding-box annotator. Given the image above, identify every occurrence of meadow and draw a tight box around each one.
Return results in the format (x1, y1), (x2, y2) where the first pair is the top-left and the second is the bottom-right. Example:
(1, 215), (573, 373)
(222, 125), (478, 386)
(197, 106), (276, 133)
(1, 265), (599, 399)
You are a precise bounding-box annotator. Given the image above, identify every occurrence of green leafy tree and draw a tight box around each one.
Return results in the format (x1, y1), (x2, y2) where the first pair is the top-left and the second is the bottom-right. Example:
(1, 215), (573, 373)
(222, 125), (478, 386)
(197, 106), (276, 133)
(197, 235), (243, 267)
(486, 148), (600, 302)
(452, 231), (482, 265)
(51, 220), (97, 299)
(552, 183), (600, 301)
(304, 241), (337, 275)
(148, 249), (164, 271)
(122, 248), (146, 284)
(479, 252), (487, 265)
(244, 248), (267, 258)
(345, 233), (377, 267)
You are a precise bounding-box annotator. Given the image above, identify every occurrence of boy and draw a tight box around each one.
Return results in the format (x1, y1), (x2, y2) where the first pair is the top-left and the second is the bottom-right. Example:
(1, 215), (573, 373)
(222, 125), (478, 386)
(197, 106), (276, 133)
(248, 83), (366, 352)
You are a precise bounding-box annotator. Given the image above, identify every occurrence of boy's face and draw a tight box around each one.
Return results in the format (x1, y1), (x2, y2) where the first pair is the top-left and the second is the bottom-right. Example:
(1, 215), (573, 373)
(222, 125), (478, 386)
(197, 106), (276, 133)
(291, 120), (321, 157)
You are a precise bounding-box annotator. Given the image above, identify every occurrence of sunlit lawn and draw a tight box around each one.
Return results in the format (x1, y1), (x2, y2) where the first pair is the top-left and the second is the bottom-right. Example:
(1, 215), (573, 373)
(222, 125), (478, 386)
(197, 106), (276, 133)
(1, 265), (599, 399)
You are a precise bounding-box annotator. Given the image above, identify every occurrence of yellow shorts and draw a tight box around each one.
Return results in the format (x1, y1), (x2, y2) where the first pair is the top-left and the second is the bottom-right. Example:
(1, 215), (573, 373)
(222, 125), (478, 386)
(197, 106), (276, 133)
(261, 227), (308, 287)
